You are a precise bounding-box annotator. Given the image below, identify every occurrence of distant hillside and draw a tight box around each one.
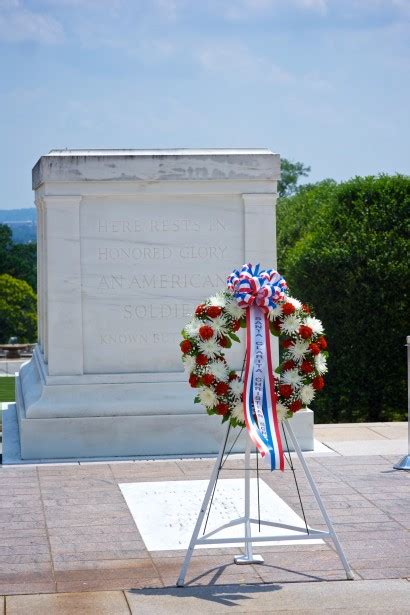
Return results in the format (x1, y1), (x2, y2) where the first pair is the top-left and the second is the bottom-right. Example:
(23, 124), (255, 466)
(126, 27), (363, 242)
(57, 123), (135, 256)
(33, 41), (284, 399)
(0, 208), (36, 223)
(0, 208), (37, 243)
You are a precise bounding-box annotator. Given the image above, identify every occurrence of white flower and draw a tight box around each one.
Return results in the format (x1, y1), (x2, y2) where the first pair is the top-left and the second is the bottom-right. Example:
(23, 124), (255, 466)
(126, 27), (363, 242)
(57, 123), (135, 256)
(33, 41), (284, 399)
(224, 296), (245, 320)
(211, 315), (228, 335)
(268, 303), (283, 320)
(287, 297), (302, 310)
(288, 339), (310, 362)
(208, 359), (229, 382)
(184, 318), (202, 337)
(198, 338), (220, 359)
(281, 314), (301, 335)
(276, 402), (288, 422)
(300, 384), (315, 405)
(198, 387), (218, 409)
(281, 368), (303, 389)
(229, 379), (243, 400)
(314, 353), (328, 375)
(231, 402), (245, 423)
(208, 292), (227, 308)
(305, 316), (324, 335)
(182, 354), (196, 374)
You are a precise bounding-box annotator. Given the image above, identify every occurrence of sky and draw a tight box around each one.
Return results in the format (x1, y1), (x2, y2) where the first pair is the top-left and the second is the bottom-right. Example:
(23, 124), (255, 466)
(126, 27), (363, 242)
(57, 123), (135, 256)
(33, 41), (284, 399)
(0, 0), (409, 209)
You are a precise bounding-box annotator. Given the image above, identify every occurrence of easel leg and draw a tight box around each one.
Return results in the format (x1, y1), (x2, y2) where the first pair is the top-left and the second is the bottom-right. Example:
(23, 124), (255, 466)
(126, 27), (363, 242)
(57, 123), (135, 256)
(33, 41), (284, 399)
(283, 419), (354, 580)
(176, 423), (230, 587)
(234, 435), (264, 564)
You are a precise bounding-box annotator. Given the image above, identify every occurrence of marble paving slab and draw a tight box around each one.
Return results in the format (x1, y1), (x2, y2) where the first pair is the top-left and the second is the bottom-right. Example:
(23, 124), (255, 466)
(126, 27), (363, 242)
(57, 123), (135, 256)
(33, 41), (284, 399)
(119, 479), (323, 551)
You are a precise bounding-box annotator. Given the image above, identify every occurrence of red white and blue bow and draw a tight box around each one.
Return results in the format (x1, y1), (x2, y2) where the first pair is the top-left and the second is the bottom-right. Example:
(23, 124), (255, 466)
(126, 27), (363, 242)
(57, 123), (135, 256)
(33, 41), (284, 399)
(227, 264), (287, 471)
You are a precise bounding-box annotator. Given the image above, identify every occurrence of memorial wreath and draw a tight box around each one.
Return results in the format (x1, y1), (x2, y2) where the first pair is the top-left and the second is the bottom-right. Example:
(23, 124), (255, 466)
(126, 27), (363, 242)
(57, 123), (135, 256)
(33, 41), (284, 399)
(180, 264), (328, 470)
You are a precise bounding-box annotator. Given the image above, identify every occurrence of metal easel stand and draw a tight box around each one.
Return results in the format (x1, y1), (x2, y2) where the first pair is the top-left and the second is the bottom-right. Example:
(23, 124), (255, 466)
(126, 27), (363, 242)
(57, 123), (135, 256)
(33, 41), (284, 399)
(176, 418), (354, 587)
(394, 335), (410, 470)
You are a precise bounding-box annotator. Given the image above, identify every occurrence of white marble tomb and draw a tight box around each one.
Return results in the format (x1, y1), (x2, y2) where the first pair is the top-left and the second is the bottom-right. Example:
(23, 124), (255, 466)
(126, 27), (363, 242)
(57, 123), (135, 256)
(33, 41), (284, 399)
(13, 149), (314, 460)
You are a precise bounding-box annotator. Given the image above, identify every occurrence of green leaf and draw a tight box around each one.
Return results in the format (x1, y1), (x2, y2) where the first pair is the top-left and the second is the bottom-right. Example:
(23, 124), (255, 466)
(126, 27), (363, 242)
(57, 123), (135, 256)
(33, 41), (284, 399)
(230, 417), (245, 428)
(194, 395), (200, 404)
(274, 366), (282, 374)
(239, 318), (247, 328)
(228, 332), (240, 343)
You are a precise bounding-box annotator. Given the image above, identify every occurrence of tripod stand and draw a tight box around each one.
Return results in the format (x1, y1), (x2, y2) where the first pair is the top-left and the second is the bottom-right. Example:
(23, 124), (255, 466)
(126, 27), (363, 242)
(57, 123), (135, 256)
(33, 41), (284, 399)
(177, 418), (353, 587)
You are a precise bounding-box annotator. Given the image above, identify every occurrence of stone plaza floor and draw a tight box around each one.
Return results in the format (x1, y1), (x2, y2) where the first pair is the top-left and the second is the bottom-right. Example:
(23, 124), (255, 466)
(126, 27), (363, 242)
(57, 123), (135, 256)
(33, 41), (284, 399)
(0, 422), (409, 613)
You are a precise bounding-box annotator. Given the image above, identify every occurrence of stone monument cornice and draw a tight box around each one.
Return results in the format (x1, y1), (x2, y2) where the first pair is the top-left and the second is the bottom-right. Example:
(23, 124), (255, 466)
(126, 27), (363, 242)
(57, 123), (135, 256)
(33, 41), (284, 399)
(32, 148), (280, 189)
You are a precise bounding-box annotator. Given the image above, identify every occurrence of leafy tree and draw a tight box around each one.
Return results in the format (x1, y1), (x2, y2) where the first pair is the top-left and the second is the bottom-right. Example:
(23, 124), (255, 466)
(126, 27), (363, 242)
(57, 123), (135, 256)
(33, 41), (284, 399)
(0, 223), (13, 263)
(0, 223), (37, 291)
(0, 274), (37, 343)
(278, 158), (311, 198)
(6, 243), (37, 290)
(277, 175), (409, 423)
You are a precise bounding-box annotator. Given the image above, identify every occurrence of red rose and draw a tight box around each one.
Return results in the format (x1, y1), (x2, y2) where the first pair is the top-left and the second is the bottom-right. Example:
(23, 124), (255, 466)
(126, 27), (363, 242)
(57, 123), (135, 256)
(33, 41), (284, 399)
(279, 384), (293, 398)
(207, 305), (222, 318)
(189, 374), (199, 388)
(216, 403), (229, 415)
(202, 373), (214, 386)
(196, 354), (208, 366)
(219, 336), (229, 347)
(195, 304), (206, 315)
(318, 336), (327, 350)
(215, 382), (229, 395)
(299, 325), (313, 340)
(282, 339), (293, 349)
(232, 320), (241, 332)
(180, 340), (192, 354)
(229, 372), (238, 381)
(289, 399), (302, 412)
(199, 325), (214, 340)
(312, 376), (325, 390)
(309, 342), (320, 356)
(282, 302), (296, 316)
(301, 360), (314, 374)
(302, 304), (311, 314)
(282, 360), (296, 371)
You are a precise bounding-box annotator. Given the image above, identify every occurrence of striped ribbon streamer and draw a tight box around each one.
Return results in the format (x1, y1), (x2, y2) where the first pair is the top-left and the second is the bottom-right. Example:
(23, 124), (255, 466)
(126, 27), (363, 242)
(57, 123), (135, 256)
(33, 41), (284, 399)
(227, 263), (287, 471)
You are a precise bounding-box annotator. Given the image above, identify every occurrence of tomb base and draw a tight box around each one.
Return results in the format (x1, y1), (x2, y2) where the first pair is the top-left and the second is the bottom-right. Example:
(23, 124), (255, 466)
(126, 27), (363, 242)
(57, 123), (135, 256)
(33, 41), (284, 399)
(8, 347), (314, 462)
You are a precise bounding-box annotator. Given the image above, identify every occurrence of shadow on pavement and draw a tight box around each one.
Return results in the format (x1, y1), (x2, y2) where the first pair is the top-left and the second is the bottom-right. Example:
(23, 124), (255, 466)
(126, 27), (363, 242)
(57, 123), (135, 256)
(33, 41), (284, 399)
(129, 582), (282, 607)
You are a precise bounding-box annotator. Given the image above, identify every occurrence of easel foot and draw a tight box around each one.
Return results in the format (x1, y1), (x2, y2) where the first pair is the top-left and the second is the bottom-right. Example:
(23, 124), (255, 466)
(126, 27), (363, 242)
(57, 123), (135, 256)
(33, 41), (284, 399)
(234, 554), (264, 565)
(346, 571), (355, 580)
(176, 578), (185, 587)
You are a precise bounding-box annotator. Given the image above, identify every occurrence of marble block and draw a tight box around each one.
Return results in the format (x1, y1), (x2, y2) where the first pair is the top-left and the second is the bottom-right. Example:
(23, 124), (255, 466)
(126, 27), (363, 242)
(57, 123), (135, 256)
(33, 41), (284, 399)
(119, 479), (322, 551)
(9, 149), (314, 461)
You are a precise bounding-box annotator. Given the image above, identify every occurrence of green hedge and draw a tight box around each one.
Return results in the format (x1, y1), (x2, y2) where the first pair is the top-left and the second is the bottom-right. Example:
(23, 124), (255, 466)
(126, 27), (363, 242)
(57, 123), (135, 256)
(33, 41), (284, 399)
(277, 175), (409, 423)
